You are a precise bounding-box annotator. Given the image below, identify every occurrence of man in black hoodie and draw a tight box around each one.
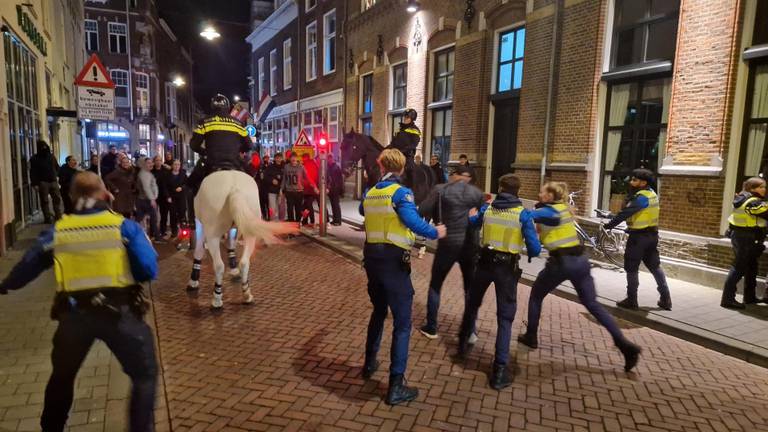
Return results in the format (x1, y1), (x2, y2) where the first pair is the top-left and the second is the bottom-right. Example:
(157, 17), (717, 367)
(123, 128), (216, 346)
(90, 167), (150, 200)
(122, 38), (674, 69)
(29, 140), (63, 223)
(418, 165), (485, 340)
(264, 153), (285, 220)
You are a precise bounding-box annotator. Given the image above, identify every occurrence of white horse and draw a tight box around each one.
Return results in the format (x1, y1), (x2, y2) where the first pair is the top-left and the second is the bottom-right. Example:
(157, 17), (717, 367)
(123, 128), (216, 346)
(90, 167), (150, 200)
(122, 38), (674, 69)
(193, 170), (294, 308)
(186, 222), (239, 291)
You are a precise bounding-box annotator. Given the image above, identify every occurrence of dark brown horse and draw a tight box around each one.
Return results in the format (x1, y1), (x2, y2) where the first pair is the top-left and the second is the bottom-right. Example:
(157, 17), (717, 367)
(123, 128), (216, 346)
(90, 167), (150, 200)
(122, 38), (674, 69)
(340, 129), (436, 204)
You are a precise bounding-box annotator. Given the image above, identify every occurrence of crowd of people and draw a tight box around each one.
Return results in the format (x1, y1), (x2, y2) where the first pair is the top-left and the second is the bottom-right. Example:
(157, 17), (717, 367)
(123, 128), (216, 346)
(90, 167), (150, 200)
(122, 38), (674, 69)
(30, 141), (191, 243)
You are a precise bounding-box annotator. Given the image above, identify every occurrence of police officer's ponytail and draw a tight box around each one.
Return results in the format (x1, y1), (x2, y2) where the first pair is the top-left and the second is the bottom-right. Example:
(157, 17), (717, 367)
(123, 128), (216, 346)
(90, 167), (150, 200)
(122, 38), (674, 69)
(543, 181), (569, 203)
(741, 177), (766, 195)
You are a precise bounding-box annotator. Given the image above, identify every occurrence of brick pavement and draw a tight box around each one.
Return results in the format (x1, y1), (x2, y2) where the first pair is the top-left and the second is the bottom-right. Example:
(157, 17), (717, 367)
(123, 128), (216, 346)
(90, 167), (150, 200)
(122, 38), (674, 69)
(151, 235), (768, 431)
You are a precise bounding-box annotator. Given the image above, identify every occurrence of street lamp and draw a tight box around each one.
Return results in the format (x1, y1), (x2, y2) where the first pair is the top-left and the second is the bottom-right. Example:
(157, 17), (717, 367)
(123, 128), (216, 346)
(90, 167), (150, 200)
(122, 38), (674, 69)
(172, 76), (185, 87)
(200, 25), (221, 41)
(233, 95), (241, 102)
(406, 0), (420, 13)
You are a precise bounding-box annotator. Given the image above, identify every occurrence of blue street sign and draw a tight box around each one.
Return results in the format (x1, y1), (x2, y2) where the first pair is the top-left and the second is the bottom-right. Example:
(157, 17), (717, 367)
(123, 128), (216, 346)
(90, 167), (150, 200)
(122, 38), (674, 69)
(246, 125), (257, 137)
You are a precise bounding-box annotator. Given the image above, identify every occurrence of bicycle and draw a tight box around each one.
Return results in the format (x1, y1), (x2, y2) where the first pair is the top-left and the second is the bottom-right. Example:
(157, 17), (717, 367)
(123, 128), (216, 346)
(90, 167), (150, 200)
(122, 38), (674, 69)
(567, 191), (626, 268)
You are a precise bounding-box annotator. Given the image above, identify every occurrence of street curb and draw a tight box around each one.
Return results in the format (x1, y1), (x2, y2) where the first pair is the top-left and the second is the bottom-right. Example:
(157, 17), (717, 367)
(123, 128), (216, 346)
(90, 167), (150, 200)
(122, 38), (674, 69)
(302, 227), (768, 369)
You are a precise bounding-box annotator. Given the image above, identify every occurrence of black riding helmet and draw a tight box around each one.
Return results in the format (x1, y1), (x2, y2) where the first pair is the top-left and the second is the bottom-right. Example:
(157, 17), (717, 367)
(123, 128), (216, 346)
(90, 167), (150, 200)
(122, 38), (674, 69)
(403, 108), (417, 122)
(210, 94), (231, 115)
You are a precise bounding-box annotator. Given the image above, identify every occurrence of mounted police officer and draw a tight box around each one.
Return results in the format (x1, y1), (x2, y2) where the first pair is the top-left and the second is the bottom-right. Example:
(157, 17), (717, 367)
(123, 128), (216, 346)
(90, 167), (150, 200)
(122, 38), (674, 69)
(388, 108), (420, 186)
(604, 168), (671, 311)
(457, 174), (541, 390)
(0, 171), (159, 432)
(190, 94), (252, 175)
(520, 181), (642, 373)
(360, 148), (446, 406)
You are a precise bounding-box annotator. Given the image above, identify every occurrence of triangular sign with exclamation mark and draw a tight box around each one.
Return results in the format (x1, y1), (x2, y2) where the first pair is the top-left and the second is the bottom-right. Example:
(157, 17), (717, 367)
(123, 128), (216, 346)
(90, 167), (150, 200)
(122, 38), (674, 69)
(74, 54), (115, 89)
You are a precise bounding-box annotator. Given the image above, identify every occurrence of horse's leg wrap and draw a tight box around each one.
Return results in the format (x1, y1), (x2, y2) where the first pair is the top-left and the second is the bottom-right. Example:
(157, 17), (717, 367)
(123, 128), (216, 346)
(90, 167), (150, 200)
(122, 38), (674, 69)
(187, 259), (202, 291)
(227, 249), (237, 269)
(212, 283), (223, 308)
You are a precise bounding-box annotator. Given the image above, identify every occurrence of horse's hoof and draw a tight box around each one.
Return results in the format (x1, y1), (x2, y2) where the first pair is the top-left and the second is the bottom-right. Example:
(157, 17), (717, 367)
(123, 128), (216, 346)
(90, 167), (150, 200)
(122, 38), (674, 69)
(229, 268), (241, 278)
(186, 280), (199, 291)
(243, 293), (254, 304)
(212, 293), (223, 308)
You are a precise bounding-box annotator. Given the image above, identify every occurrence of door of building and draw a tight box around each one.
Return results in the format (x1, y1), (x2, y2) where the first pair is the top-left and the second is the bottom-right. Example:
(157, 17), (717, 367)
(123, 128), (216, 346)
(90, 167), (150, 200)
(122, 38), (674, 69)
(491, 97), (519, 192)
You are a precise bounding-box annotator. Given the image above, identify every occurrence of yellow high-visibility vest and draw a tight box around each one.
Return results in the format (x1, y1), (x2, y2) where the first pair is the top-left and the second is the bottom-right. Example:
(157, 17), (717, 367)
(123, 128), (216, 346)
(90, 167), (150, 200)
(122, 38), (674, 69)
(53, 211), (136, 293)
(482, 206), (524, 254)
(363, 183), (415, 250)
(539, 203), (581, 251)
(728, 196), (768, 228)
(627, 189), (660, 230)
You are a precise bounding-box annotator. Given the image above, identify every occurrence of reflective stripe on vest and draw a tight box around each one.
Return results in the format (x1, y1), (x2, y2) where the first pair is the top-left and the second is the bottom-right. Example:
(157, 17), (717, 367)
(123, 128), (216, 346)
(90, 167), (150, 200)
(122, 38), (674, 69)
(539, 203), (581, 251)
(53, 211), (136, 293)
(482, 206), (524, 254)
(363, 183), (416, 250)
(627, 189), (660, 229)
(728, 196), (768, 228)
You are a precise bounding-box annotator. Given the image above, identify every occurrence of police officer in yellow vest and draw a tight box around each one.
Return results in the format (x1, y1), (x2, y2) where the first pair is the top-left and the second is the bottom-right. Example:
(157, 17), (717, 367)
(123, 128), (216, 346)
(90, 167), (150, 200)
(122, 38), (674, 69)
(604, 168), (671, 311)
(721, 177), (768, 308)
(519, 181), (642, 373)
(0, 172), (159, 432)
(360, 149), (446, 405)
(457, 175), (541, 390)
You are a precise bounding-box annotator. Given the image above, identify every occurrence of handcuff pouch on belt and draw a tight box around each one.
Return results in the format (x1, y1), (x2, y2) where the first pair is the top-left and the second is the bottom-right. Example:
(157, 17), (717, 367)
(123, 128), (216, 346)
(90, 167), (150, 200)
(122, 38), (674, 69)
(479, 248), (521, 276)
(51, 286), (149, 320)
(401, 250), (411, 274)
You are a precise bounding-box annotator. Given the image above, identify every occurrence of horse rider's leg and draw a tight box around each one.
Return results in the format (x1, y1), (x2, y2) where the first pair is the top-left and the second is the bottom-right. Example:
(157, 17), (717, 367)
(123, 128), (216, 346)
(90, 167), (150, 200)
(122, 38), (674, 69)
(207, 235), (225, 308)
(227, 227), (240, 278)
(239, 236), (257, 304)
(187, 219), (206, 291)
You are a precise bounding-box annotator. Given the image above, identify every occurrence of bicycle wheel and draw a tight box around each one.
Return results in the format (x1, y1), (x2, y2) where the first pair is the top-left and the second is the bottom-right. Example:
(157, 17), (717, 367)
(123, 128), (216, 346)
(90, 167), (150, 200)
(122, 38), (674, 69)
(598, 228), (626, 268)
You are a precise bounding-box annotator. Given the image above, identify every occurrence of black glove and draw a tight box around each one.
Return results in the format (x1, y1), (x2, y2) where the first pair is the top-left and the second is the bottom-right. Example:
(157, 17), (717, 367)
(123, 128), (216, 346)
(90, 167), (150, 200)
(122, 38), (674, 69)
(527, 256), (532, 264)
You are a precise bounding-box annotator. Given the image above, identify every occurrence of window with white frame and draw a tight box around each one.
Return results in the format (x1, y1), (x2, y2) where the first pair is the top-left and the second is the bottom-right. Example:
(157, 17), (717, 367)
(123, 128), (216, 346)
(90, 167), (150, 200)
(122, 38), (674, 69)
(360, 74), (373, 136)
(108, 22), (127, 54)
(258, 57), (265, 98)
(306, 0), (316, 11)
(362, 0), (377, 12)
(270, 49), (278, 96)
(138, 123), (150, 141)
(85, 19), (98, 51)
(164, 82), (177, 122)
(328, 106), (339, 144)
(306, 22), (317, 81)
(283, 38), (292, 89)
(323, 10), (336, 75)
(390, 63), (407, 137)
(110, 69), (129, 105)
(135, 72), (149, 114)
(433, 48), (455, 102)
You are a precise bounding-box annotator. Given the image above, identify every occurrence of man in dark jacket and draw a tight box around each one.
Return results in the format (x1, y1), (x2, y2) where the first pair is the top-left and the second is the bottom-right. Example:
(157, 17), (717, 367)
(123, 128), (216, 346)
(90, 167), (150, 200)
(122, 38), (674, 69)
(257, 154), (270, 219)
(58, 156), (81, 214)
(418, 165), (485, 340)
(100, 145), (118, 178)
(264, 153), (284, 220)
(327, 154), (344, 225)
(152, 155), (171, 237)
(29, 140), (63, 223)
(429, 155), (446, 184)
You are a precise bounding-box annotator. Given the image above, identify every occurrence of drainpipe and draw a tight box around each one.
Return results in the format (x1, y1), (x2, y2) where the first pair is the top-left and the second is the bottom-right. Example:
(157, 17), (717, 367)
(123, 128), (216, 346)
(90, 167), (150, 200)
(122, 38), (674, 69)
(540, 0), (561, 186)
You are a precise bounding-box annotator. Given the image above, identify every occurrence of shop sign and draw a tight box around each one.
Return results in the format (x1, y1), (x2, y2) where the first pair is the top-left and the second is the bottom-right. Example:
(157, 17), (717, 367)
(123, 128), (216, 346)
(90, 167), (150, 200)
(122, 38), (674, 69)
(16, 5), (47, 56)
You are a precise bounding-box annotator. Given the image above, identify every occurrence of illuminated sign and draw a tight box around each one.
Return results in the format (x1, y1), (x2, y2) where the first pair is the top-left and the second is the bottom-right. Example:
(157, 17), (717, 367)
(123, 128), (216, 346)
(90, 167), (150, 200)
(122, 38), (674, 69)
(96, 130), (129, 139)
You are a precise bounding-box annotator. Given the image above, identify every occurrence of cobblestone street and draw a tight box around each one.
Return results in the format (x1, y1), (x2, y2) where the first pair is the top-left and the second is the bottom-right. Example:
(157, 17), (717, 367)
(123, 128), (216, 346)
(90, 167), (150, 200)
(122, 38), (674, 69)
(148, 236), (768, 432)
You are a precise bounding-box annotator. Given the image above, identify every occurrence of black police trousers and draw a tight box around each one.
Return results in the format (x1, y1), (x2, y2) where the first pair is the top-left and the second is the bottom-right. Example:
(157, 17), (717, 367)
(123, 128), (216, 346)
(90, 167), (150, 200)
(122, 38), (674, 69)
(623, 230), (670, 301)
(722, 229), (765, 304)
(41, 305), (157, 432)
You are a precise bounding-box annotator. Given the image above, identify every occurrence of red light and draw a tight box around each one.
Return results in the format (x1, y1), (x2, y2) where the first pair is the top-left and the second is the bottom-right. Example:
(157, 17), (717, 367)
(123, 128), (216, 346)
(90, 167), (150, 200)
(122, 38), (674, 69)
(318, 137), (327, 147)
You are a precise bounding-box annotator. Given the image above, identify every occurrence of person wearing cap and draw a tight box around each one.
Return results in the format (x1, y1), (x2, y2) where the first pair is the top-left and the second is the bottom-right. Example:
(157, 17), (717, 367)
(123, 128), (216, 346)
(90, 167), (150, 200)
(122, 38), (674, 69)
(604, 168), (671, 311)
(417, 164), (484, 340)
(190, 94), (252, 175)
(457, 174), (541, 390)
(388, 109), (421, 185)
(0, 171), (158, 432)
(360, 148), (446, 406)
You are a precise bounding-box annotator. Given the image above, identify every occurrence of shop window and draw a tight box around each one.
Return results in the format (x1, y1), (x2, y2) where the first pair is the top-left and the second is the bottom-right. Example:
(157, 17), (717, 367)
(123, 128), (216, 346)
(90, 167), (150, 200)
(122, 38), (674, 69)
(306, 22), (317, 81)
(611, 0), (680, 68)
(323, 10), (336, 75)
(108, 22), (127, 54)
(497, 27), (525, 92)
(433, 48), (454, 102)
(600, 78), (671, 211)
(85, 19), (98, 51)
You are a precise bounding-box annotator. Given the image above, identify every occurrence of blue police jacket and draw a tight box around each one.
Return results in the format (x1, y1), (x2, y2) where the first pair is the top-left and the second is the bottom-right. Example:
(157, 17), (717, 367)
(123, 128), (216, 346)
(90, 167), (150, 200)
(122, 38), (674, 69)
(359, 173), (439, 240)
(470, 193), (542, 258)
(530, 203), (565, 226)
(0, 205), (158, 293)
(603, 187), (655, 230)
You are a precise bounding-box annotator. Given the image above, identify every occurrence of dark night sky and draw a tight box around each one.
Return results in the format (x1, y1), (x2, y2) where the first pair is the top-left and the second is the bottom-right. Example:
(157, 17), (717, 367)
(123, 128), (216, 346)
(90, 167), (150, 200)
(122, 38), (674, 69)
(156, 0), (251, 110)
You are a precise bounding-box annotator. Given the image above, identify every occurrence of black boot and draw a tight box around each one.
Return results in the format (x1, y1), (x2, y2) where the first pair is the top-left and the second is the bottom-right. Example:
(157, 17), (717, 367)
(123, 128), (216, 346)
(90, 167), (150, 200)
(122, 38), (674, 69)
(616, 297), (639, 310)
(657, 294), (672, 311)
(386, 375), (418, 406)
(721, 300), (746, 309)
(489, 364), (512, 390)
(362, 359), (379, 379)
(517, 332), (538, 349)
(617, 340), (642, 372)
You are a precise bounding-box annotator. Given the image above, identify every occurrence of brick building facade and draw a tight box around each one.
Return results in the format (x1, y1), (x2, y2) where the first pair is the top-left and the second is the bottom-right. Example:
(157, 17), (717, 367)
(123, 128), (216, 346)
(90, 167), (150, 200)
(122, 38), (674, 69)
(341, 0), (768, 281)
(83, 0), (194, 164)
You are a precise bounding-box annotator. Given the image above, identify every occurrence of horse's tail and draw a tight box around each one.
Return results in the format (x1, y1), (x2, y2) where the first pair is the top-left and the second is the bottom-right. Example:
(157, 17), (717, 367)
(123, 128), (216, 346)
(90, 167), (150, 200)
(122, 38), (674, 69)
(228, 184), (297, 245)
